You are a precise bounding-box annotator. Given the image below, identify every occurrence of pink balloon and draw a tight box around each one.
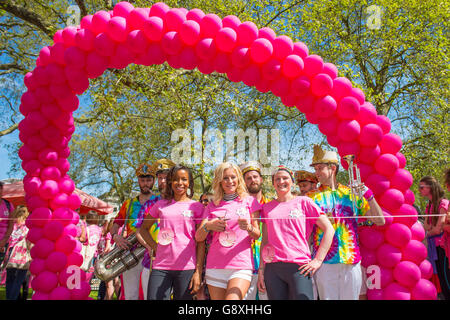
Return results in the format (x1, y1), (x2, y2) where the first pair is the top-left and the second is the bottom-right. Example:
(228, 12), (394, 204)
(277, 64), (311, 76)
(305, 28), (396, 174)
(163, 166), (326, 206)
(24, 176), (42, 195)
(295, 95), (316, 115)
(365, 173), (390, 196)
(410, 222), (425, 242)
(149, 2), (169, 19)
(317, 117), (339, 136)
(303, 54), (323, 77)
(178, 47), (199, 70)
(401, 240), (427, 265)
(226, 66), (243, 83)
(109, 43), (135, 69)
(18, 144), (37, 162)
(374, 153), (399, 177)
(377, 243), (402, 268)
(91, 11), (111, 34)
(213, 52), (231, 73)
(200, 13), (222, 38)
(38, 46), (52, 66)
(261, 58), (282, 81)
(187, 8), (206, 24)
(359, 227), (385, 250)
(26, 196), (49, 212)
(357, 162), (373, 180)
(45, 251), (68, 273)
(270, 77), (291, 97)
(195, 38), (217, 60)
(357, 102), (378, 126)
(75, 29), (95, 52)
(40, 166), (61, 181)
(55, 234), (77, 255)
(379, 133), (403, 155)
(358, 145), (381, 165)
(43, 220), (65, 241)
(197, 60), (215, 74)
(127, 8), (148, 31)
(67, 251), (83, 267)
(337, 120), (360, 142)
(27, 111), (49, 130)
(360, 245), (377, 268)
(107, 16), (129, 42)
(63, 223), (78, 238)
(392, 202), (418, 229)
(29, 258), (46, 276)
(259, 27), (277, 41)
(49, 286), (71, 300)
(32, 270), (59, 293)
(411, 279), (437, 300)
(231, 46), (250, 68)
(376, 115), (392, 134)
(367, 288), (383, 300)
(379, 188), (405, 212)
(273, 35), (293, 60)
(30, 207), (52, 228)
(359, 124), (383, 148)
(216, 27), (237, 53)
(350, 87), (366, 104)
(311, 73), (333, 97)
(314, 95), (337, 118)
(32, 291), (50, 300)
(85, 51), (109, 79)
(337, 96), (360, 120)
(113, 1), (134, 18)
(249, 38), (273, 64)
(241, 65), (261, 87)
(222, 15), (241, 31)
(379, 267), (394, 288)
(237, 21), (258, 46)
(61, 26), (77, 46)
(291, 76), (310, 97)
(26, 222), (42, 242)
(281, 55), (304, 79)
(393, 261), (421, 288)
(165, 8), (186, 32)
(70, 281), (91, 300)
(39, 179), (59, 200)
(331, 77), (352, 101)
(179, 20), (201, 46)
(161, 31), (183, 55)
(126, 30), (150, 54)
(255, 78), (272, 93)
(143, 16), (165, 42)
(390, 169), (413, 193)
(383, 282), (411, 300)
(419, 259), (433, 280)
(404, 189), (415, 205)
(293, 42), (309, 59)
(24, 72), (38, 91)
(337, 141), (360, 160)
(31, 238), (55, 260)
(385, 223), (412, 248)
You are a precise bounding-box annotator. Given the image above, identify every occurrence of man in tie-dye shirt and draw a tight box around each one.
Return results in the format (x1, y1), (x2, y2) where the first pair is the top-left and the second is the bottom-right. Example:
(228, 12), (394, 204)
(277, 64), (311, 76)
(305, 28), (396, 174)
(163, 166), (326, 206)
(239, 161), (269, 300)
(307, 145), (385, 300)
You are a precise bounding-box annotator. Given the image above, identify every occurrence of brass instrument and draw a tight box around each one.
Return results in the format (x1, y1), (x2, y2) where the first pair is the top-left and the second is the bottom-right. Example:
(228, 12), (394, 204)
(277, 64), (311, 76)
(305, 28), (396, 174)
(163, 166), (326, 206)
(94, 233), (147, 282)
(343, 154), (364, 214)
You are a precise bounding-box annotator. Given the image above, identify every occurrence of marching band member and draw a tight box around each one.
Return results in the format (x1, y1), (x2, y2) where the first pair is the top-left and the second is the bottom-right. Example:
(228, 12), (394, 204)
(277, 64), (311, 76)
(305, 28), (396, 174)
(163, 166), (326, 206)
(257, 166), (334, 300)
(307, 145), (384, 300)
(109, 163), (157, 300)
(196, 162), (261, 300)
(294, 170), (318, 196)
(138, 165), (205, 300)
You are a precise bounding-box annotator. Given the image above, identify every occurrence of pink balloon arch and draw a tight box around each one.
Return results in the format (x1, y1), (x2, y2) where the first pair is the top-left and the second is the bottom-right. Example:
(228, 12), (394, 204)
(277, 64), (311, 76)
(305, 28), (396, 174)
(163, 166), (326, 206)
(18, 1), (436, 300)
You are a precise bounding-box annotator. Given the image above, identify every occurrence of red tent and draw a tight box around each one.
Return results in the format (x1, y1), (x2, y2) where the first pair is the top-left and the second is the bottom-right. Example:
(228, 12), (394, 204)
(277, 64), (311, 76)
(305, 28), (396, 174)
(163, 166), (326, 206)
(2, 180), (114, 215)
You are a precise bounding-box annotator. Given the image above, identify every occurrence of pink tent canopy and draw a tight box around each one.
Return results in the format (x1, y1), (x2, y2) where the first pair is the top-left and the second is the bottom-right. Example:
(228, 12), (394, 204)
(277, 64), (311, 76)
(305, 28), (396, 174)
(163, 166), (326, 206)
(2, 181), (114, 215)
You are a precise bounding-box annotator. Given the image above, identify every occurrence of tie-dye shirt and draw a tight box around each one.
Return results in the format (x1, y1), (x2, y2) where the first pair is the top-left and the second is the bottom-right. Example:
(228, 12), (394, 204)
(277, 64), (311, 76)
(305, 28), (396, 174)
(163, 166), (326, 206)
(251, 195), (268, 273)
(308, 183), (369, 265)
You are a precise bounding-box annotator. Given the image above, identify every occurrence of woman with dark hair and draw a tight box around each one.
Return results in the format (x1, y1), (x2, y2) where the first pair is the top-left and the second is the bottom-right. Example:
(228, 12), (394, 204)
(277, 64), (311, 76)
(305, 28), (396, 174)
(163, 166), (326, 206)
(419, 176), (450, 300)
(138, 165), (206, 300)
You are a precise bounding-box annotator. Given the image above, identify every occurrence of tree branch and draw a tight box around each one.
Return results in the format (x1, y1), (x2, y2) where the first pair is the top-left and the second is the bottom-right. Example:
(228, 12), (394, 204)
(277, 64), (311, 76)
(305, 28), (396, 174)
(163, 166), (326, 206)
(0, 123), (19, 137)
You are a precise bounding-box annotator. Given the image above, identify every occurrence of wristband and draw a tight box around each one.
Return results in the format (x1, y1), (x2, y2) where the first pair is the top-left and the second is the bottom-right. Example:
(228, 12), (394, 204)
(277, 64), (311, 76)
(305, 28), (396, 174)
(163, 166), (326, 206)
(363, 188), (374, 201)
(202, 224), (209, 233)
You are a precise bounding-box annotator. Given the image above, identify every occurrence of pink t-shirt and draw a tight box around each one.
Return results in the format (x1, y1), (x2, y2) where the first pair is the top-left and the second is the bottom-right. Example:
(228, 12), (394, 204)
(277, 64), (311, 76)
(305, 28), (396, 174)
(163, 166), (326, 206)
(426, 198), (449, 245)
(86, 225), (102, 252)
(0, 200), (14, 240)
(149, 199), (205, 270)
(261, 196), (323, 265)
(205, 196), (262, 270)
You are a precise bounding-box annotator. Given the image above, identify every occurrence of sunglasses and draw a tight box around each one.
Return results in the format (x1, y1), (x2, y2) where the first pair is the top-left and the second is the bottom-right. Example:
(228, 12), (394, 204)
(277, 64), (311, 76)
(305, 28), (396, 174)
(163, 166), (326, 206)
(419, 185), (430, 189)
(201, 199), (209, 203)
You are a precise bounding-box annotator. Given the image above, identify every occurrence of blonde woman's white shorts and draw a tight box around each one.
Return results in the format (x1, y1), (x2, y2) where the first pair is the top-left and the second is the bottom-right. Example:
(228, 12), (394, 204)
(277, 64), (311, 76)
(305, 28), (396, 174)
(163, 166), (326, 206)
(205, 269), (253, 289)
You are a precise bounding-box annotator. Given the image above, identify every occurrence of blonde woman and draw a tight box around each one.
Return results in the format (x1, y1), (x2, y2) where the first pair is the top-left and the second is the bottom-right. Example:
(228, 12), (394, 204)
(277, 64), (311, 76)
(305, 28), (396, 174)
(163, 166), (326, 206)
(195, 162), (261, 300)
(3, 206), (31, 300)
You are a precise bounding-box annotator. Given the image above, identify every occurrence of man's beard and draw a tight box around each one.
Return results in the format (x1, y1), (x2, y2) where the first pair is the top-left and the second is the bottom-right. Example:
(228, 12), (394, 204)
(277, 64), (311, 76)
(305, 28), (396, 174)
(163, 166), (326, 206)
(140, 187), (152, 195)
(247, 183), (262, 194)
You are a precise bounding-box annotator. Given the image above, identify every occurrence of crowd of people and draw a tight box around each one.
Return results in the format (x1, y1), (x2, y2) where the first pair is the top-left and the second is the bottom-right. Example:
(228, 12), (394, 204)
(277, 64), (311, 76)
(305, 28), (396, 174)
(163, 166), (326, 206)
(0, 144), (449, 300)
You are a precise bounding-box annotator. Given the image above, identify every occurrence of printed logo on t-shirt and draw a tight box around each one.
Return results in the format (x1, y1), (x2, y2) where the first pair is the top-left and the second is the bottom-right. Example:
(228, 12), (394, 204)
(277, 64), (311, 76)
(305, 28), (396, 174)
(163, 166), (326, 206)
(181, 209), (193, 218)
(288, 205), (304, 219)
(235, 207), (247, 217)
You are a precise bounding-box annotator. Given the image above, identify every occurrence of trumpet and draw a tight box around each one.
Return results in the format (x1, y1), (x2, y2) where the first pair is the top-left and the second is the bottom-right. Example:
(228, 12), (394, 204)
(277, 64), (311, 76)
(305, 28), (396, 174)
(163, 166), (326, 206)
(94, 233), (147, 282)
(343, 154), (364, 214)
